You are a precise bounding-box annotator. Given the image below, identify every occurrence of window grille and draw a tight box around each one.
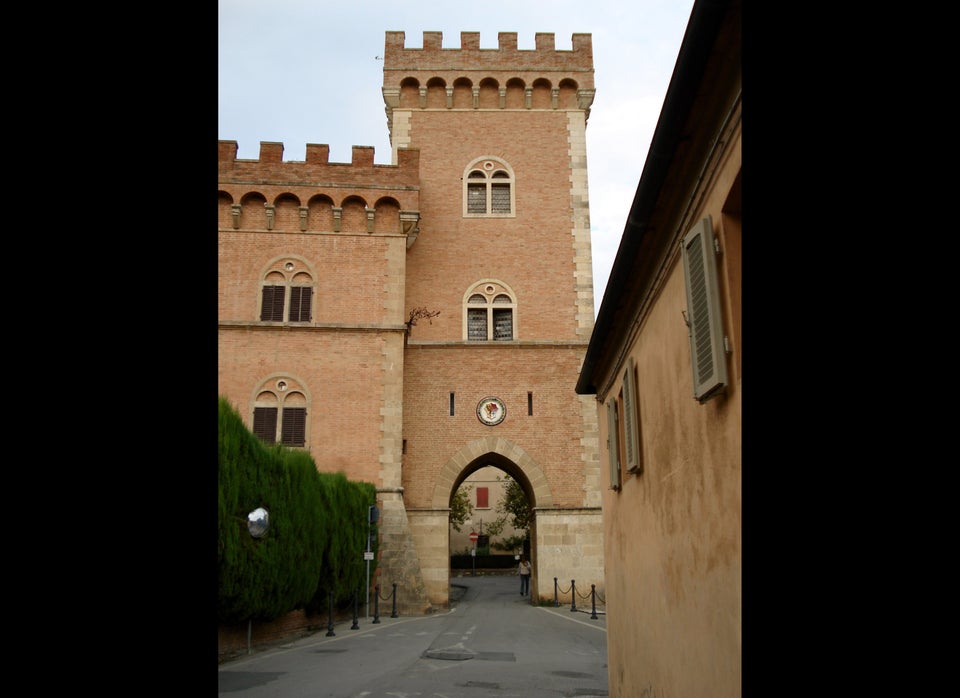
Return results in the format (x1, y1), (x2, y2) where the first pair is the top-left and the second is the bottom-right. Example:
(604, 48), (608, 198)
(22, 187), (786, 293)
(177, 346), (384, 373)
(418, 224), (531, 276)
(464, 284), (516, 341)
(491, 184), (511, 213)
(463, 159), (514, 216)
(493, 309), (513, 340)
(468, 308), (488, 340)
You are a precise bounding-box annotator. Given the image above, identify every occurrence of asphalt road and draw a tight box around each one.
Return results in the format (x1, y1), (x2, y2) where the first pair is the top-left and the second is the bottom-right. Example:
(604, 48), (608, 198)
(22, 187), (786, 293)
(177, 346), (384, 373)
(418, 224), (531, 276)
(217, 573), (608, 697)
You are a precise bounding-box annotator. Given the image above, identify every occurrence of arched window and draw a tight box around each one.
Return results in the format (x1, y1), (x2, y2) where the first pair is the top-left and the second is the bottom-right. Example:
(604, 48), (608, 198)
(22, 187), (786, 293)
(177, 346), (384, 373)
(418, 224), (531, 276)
(463, 157), (515, 217)
(251, 376), (310, 447)
(259, 257), (315, 323)
(464, 281), (517, 341)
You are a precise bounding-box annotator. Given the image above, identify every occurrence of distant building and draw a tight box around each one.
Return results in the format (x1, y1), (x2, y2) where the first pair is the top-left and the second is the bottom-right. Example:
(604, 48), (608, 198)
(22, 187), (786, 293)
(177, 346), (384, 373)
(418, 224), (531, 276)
(450, 466), (526, 555)
(575, 0), (741, 695)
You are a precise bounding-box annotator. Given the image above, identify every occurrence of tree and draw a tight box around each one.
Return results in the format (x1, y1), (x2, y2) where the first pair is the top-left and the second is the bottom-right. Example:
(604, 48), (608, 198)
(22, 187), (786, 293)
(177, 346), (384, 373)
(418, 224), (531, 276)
(449, 485), (474, 532)
(497, 475), (532, 532)
(485, 474), (532, 551)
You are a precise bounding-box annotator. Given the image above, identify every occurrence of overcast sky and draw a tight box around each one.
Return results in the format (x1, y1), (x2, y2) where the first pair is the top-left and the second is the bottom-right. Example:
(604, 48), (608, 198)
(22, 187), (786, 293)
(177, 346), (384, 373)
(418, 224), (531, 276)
(219, 0), (696, 318)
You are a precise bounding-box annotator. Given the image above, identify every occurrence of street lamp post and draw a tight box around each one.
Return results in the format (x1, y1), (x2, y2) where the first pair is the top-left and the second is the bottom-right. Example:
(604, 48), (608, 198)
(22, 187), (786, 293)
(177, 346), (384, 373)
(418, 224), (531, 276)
(246, 507), (269, 655)
(366, 504), (379, 619)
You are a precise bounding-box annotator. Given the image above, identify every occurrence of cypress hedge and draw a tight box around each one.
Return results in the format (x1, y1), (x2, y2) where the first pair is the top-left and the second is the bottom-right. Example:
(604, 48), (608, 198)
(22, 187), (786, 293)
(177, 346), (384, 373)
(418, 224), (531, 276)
(218, 396), (378, 624)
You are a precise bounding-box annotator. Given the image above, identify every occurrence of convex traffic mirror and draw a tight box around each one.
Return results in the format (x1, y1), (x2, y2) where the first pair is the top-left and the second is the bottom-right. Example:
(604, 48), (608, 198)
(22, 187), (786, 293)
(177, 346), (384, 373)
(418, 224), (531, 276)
(247, 507), (269, 538)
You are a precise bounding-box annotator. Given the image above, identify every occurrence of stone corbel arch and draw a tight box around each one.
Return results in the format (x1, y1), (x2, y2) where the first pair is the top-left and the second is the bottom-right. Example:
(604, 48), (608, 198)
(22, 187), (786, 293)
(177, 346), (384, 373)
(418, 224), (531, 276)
(430, 436), (553, 509)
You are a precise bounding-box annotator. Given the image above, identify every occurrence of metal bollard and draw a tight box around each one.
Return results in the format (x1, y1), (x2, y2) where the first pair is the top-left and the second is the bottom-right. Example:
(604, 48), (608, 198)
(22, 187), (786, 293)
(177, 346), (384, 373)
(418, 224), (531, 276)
(372, 584), (381, 624)
(590, 584), (598, 619)
(554, 577), (560, 607)
(351, 588), (360, 629)
(570, 580), (577, 612)
(326, 591), (336, 636)
(391, 582), (399, 618)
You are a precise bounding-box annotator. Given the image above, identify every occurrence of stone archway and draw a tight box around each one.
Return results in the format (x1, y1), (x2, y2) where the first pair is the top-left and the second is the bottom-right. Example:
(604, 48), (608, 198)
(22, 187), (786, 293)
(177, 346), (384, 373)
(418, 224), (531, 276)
(400, 437), (553, 607)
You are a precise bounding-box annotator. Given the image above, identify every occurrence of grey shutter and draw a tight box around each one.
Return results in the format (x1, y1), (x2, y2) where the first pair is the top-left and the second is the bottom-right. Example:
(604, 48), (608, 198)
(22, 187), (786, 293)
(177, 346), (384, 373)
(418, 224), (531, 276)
(606, 400), (621, 490)
(622, 362), (641, 473)
(681, 216), (728, 403)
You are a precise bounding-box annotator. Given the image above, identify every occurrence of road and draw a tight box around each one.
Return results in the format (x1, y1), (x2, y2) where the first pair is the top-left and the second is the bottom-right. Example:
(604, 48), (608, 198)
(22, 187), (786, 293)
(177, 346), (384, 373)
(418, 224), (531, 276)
(217, 573), (608, 697)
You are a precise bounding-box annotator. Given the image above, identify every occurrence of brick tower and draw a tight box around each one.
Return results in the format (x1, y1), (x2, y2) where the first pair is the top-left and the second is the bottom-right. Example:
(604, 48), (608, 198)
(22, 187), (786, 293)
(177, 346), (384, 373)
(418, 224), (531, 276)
(382, 31), (602, 608)
(217, 30), (602, 616)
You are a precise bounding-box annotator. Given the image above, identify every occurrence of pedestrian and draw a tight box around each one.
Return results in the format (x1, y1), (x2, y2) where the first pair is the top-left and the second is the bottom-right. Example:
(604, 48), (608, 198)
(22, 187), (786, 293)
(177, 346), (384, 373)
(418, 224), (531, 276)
(518, 555), (531, 595)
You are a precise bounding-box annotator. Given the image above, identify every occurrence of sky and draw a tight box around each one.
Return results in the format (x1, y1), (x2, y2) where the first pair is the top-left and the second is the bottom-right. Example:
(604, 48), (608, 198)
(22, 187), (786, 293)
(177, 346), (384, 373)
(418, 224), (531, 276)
(219, 0), (696, 318)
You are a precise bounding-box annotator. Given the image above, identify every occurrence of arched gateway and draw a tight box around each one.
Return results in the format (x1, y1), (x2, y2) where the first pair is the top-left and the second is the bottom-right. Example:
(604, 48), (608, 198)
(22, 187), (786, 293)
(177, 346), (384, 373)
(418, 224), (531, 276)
(388, 436), (603, 612)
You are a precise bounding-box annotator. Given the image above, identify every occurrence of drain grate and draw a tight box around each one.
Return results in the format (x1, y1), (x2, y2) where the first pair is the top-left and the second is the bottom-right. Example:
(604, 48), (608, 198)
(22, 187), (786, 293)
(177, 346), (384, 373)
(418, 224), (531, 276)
(423, 648), (475, 660)
(423, 649), (516, 661)
(552, 670), (593, 679)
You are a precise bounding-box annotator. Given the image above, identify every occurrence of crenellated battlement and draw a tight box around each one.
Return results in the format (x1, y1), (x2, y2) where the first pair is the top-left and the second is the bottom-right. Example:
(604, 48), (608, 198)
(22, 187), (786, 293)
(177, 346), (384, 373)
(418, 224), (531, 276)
(381, 31), (596, 145)
(218, 140), (422, 230)
(218, 140), (420, 186)
(383, 31), (594, 78)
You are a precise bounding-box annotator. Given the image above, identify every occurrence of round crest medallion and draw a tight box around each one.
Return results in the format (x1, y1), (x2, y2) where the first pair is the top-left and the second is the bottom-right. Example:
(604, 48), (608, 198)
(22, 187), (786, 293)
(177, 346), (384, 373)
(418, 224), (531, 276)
(477, 397), (506, 426)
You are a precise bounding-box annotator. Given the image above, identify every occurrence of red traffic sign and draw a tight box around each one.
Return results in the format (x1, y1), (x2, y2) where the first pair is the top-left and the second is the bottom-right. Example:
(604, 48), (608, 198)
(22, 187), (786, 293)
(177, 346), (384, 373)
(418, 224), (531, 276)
(469, 531), (479, 542)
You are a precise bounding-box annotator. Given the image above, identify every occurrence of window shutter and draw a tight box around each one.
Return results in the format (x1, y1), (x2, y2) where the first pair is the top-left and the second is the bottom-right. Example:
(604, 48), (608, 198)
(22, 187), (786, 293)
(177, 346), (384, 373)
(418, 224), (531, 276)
(477, 487), (489, 508)
(290, 287), (312, 322)
(606, 401), (621, 490)
(260, 286), (285, 321)
(622, 363), (641, 473)
(681, 216), (728, 403)
(280, 407), (306, 447)
(253, 407), (278, 444)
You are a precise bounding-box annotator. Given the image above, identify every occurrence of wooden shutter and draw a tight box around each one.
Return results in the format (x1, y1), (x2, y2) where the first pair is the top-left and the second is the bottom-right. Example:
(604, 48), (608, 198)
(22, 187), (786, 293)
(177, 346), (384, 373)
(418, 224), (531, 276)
(253, 407), (278, 444)
(289, 287), (312, 322)
(280, 407), (306, 447)
(260, 286), (285, 321)
(682, 216), (728, 403)
(622, 362), (641, 473)
(477, 487), (489, 508)
(606, 401), (621, 490)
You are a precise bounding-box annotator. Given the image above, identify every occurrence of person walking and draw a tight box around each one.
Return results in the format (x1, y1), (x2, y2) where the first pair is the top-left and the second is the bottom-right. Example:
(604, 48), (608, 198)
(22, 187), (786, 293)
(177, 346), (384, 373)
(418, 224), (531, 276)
(518, 555), (531, 595)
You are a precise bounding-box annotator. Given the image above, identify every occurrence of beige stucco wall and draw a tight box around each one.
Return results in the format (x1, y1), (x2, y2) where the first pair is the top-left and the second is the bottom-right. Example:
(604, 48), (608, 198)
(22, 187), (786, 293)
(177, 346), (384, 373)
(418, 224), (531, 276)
(598, 127), (741, 697)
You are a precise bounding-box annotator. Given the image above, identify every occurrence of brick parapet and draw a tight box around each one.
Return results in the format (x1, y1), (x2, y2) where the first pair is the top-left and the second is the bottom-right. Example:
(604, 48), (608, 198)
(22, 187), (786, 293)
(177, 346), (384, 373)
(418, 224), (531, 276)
(218, 141), (421, 212)
(219, 141), (420, 187)
(383, 31), (594, 83)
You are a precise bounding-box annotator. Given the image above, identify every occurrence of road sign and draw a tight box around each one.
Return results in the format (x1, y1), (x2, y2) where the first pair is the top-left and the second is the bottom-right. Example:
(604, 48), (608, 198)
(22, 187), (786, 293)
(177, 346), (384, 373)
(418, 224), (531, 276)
(363, 551), (374, 560)
(469, 531), (479, 543)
